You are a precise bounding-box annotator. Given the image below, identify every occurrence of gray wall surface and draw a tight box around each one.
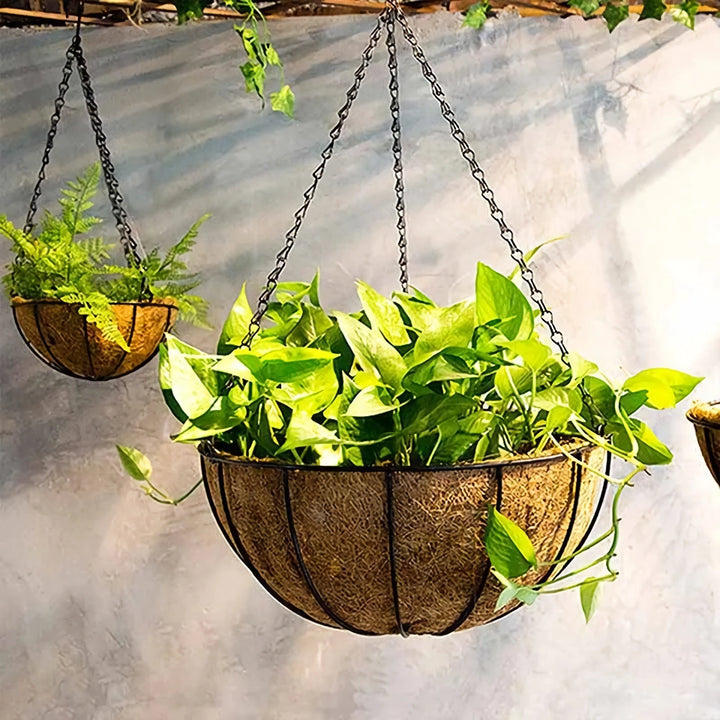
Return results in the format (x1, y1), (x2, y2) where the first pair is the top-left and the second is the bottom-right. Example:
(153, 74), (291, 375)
(1, 11), (720, 720)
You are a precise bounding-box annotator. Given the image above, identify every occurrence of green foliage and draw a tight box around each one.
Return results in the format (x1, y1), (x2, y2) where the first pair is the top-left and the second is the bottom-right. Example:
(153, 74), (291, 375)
(639, 0), (667, 20)
(1, 163), (209, 348)
(485, 504), (537, 578)
(603, 2), (630, 31)
(467, 0), (710, 33)
(463, 1), (492, 28)
(148, 263), (702, 620)
(170, 0), (293, 116)
(669, 0), (700, 28)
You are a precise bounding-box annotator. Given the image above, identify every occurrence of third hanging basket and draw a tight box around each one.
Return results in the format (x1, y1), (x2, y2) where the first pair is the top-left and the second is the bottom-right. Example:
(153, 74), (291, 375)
(686, 401), (720, 487)
(201, 444), (607, 635)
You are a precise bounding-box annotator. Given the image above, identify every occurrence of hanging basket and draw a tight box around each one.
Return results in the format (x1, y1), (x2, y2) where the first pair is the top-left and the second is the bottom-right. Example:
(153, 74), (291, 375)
(200, 443), (607, 635)
(686, 401), (720, 487)
(12, 297), (177, 381)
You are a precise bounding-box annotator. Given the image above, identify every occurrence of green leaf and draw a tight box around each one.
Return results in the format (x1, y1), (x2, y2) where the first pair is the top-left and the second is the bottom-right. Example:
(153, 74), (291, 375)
(116, 445), (152, 481)
(356, 280), (410, 346)
(500, 338), (551, 372)
(260, 347), (338, 383)
(462, 1), (491, 28)
(484, 505), (537, 578)
(240, 61), (265, 99)
(345, 385), (399, 418)
(494, 365), (533, 400)
(266, 45), (282, 67)
(475, 262), (534, 341)
(277, 411), (339, 453)
(400, 394), (477, 436)
(286, 305), (333, 347)
(619, 389), (649, 416)
(533, 387), (582, 414)
(218, 283), (253, 354)
(568, 352), (599, 388)
(271, 84), (295, 118)
(172, 396), (247, 443)
(670, 0), (699, 28)
(411, 300), (476, 366)
(271, 362), (339, 415)
(335, 312), (407, 394)
(580, 578), (602, 622)
(172, 0), (210, 23)
(609, 418), (673, 465)
(493, 578), (539, 611)
(623, 368), (703, 409)
(603, 2), (630, 31)
(568, 0), (600, 14)
(584, 376), (616, 419)
(164, 335), (217, 419)
(403, 351), (478, 395)
(639, 0), (666, 20)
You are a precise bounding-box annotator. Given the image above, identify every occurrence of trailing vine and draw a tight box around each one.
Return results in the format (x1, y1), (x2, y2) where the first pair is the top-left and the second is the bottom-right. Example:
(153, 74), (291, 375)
(463, 0), (716, 32)
(172, 0), (294, 117)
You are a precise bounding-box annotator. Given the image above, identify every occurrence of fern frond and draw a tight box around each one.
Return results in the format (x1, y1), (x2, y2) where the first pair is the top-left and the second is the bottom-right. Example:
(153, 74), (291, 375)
(58, 289), (130, 352)
(59, 163), (102, 240)
(160, 214), (209, 272)
(175, 293), (212, 329)
(78, 237), (114, 264)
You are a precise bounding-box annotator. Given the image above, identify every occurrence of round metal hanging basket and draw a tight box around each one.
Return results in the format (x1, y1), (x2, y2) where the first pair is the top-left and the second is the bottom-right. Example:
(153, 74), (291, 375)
(11, 297), (178, 381)
(199, 442), (607, 636)
(686, 401), (720, 487)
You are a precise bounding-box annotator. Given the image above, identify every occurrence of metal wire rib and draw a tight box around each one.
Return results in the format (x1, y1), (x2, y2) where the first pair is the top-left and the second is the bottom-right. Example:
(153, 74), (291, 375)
(281, 469), (378, 635)
(240, 10), (389, 349)
(211, 461), (338, 630)
(384, 470), (409, 636)
(384, 8), (409, 294)
(434, 464), (503, 635)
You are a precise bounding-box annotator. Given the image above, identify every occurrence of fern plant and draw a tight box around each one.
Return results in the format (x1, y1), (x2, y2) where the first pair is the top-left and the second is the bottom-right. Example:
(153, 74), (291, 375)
(1, 163), (210, 350)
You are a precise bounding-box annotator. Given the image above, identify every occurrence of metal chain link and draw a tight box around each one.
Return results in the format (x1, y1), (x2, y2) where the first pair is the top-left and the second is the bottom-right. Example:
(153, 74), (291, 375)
(23, 40), (77, 235)
(23, 5), (145, 269)
(392, 5), (599, 417)
(385, 6), (409, 294)
(73, 37), (145, 267)
(240, 10), (389, 349)
(393, 9), (572, 363)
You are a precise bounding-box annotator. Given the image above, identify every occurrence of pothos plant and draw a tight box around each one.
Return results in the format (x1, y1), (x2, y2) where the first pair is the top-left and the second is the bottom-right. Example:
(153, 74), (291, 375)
(118, 262), (701, 620)
(463, 0), (714, 33)
(172, 0), (294, 117)
(1, 163), (210, 351)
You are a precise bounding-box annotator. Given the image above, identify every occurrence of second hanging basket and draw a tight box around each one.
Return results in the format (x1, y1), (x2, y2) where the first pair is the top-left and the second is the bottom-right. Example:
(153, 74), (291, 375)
(12, 298), (177, 380)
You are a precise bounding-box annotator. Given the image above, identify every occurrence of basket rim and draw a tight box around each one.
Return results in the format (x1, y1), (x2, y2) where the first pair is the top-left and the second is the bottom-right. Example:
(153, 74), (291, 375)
(686, 400), (720, 429)
(11, 296), (178, 310)
(198, 439), (598, 473)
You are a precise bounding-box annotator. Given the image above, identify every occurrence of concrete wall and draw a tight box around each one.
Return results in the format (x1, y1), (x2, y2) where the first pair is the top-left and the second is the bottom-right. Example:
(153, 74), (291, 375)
(1, 11), (719, 719)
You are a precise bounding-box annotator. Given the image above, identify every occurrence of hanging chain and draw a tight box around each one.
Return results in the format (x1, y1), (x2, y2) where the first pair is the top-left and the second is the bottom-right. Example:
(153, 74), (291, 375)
(385, 6), (409, 294)
(23, 3), (145, 269)
(23, 41), (77, 235)
(392, 4), (599, 417)
(73, 37), (145, 267)
(240, 10), (389, 349)
(393, 9), (572, 363)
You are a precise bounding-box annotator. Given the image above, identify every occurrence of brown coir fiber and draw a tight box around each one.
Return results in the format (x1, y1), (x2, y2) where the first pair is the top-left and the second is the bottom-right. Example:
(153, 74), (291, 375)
(11, 298), (177, 380)
(200, 443), (606, 635)
(687, 401), (720, 486)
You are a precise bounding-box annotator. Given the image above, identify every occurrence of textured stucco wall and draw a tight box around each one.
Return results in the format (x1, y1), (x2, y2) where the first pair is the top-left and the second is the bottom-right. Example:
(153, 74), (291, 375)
(1, 11), (720, 720)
